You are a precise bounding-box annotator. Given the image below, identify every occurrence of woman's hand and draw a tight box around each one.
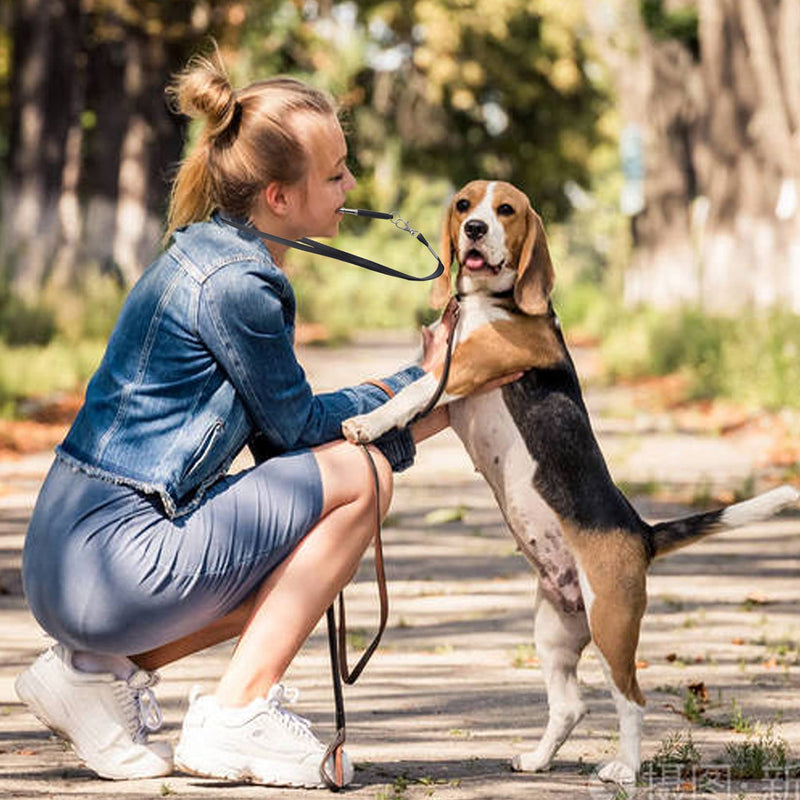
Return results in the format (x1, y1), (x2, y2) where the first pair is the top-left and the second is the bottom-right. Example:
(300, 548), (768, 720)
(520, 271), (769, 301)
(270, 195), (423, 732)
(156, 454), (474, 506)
(419, 297), (460, 374)
(410, 370), (523, 444)
(419, 298), (523, 390)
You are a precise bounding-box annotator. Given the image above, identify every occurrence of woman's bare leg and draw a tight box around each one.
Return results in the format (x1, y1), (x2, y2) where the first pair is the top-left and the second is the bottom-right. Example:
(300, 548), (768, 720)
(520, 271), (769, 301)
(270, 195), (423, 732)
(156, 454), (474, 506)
(133, 409), (451, 677)
(132, 440), (392, 705)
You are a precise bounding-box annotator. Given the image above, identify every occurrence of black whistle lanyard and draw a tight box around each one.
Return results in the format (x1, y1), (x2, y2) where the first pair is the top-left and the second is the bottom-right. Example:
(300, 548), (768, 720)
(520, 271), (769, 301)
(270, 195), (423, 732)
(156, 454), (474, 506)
(220, 208), (444, 281)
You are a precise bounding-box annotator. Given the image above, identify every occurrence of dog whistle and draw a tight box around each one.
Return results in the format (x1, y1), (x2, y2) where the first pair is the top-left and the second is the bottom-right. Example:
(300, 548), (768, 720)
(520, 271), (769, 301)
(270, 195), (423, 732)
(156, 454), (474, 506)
(337, 208), (394, 219)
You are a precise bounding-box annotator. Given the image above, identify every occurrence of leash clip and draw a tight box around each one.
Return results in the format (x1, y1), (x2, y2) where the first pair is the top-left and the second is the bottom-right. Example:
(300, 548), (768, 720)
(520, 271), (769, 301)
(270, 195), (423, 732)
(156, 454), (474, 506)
(391, 215), (419, 237)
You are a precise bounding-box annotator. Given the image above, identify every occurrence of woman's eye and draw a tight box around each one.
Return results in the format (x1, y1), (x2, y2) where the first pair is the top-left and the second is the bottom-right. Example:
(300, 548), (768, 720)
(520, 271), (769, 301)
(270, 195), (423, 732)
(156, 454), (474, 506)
(455, 198), (470, 212)
(330, 173), (345, 182)
(497, 203), (515, 216)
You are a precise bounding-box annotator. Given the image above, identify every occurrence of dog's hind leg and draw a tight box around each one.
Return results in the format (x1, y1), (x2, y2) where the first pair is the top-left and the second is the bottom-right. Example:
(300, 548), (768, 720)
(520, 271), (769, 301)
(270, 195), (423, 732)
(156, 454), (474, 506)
(511, 584), (590, 772)
(575, 544), (648, 787)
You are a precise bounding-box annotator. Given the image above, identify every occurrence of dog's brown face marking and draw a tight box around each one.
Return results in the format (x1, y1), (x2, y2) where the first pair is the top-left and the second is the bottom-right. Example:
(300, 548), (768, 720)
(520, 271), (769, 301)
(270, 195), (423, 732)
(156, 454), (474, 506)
(432, 180), (555, 314)
(449, 180), (531, 275)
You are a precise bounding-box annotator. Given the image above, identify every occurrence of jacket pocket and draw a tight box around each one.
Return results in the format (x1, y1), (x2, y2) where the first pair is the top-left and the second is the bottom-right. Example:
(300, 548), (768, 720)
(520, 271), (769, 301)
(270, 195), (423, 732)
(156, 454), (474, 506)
(183, 419), (225, 481)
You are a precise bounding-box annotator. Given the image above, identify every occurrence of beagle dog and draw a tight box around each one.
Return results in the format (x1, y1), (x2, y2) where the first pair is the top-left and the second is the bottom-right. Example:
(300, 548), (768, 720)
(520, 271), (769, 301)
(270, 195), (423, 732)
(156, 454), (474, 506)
(342, 180), (799, 786)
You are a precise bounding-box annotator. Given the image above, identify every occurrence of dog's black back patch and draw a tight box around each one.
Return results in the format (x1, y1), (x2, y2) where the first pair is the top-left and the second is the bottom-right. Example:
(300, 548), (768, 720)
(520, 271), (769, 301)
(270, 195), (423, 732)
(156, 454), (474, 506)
(501, 346), (646, 538)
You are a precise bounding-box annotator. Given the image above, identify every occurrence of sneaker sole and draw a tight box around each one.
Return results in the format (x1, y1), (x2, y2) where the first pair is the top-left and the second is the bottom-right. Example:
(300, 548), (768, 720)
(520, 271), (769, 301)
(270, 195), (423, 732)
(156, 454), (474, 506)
(15, 666), (171, 780)
(174, 741), (326, 789)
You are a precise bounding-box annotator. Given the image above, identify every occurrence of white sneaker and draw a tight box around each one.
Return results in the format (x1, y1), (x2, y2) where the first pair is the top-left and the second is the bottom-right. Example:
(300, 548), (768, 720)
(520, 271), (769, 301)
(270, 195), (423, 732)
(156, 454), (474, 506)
(15, 644), (172, 779)
(175, 683), (354, 788)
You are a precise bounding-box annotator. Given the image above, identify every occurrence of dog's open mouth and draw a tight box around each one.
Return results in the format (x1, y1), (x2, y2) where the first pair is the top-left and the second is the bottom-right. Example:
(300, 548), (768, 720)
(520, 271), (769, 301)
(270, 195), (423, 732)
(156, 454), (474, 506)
(462, 249), (502, 273)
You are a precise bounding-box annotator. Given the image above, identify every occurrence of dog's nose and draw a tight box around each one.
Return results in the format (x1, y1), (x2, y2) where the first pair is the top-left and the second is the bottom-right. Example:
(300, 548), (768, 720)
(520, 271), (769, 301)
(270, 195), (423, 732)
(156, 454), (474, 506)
(464, 219), (488, 241)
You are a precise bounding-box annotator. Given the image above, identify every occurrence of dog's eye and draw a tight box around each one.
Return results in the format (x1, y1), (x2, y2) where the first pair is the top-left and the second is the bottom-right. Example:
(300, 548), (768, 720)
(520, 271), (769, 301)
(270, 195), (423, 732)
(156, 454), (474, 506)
(455, 198), (470, 213)
(497, 203), (515, 216)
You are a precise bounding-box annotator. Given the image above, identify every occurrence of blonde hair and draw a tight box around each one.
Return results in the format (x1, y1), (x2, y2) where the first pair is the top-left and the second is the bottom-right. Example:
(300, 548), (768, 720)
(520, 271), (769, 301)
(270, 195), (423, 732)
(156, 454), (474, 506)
(165, 49), (336, 239)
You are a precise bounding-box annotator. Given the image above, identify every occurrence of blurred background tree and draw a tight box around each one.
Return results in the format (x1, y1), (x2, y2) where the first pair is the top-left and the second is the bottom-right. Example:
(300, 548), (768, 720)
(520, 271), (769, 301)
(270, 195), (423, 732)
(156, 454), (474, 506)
(0, 0), (798, 417)
(586, 0), (800, 314)
(0, 0), (606, 295)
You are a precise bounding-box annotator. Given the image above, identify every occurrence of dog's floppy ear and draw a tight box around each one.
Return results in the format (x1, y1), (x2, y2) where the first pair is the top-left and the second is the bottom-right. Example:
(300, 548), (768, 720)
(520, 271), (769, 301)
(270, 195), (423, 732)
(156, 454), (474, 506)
(514, 205), (554, 316)
(429, 199), (455, 309)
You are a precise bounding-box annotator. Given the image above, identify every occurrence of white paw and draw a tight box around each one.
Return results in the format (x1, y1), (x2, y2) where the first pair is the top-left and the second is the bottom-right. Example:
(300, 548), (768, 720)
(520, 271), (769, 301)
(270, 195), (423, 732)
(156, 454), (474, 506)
(511, 749), (552, 773)
(341, 416), (377, 444)
(597, 759), (636, 786)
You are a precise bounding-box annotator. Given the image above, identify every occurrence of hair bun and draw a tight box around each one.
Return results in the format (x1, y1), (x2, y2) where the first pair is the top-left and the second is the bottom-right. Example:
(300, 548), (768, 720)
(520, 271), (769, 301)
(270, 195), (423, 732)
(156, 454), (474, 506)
(168, 53), (238, 140)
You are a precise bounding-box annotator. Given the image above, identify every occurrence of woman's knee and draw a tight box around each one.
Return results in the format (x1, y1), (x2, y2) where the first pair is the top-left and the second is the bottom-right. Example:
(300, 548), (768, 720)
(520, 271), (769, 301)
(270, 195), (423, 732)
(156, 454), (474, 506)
(314, 440), (393, 516)
(365, 444), (394, 518)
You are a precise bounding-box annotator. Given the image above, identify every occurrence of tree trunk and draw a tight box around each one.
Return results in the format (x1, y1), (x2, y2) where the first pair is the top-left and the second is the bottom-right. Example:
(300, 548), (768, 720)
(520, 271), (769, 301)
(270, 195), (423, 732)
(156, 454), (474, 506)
(624, 39), (701, 309)
(49, 1), (87, 289)
(4, 0), (53, 298)
(112, 36), (152, 285)
(697, 0), (800, 312)
(3, 1), (217, 297)
(589, 0), (800, 313)
(584, 1), (700, 309)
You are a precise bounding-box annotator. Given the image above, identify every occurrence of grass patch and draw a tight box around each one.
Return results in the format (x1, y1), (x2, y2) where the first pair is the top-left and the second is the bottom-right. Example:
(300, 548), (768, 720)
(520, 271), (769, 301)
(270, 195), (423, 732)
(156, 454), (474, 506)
(0, 268), (124, 418)
(0, 339), (104, 418)
(511, 643), (539, 668)
(642, 729), (701, 775)
(643, 726), (797, 784)
(723, 725), (792, 779)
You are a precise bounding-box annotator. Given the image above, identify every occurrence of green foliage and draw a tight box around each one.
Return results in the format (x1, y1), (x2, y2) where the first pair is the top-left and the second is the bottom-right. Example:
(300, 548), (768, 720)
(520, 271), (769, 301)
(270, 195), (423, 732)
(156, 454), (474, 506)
(0, 339), (104, 416)
(42, 267), (127, 343)
(723, 726), (790, 780)
(593, 305), (800, 410)
(233, 1), (610, 224)
(642, 730), (701, 774)
(640, 0), (699, 56)
(0, 293), (56, 346)
(553, 277), (618, 339)
(0, 265), (125, 348)
(0, 269), (124, 417)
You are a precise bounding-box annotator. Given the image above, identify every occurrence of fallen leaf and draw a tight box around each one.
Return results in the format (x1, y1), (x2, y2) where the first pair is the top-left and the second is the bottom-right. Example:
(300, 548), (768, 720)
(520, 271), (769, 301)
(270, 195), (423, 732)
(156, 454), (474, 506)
(424, 507), (466, 525)
(687, 682), (708, 701)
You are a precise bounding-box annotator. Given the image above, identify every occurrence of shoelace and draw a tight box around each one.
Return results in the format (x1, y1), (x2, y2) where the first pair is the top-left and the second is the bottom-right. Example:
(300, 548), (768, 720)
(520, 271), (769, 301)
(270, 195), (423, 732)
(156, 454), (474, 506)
(266, 684), (317, 742)
(116, 670), (163, 743)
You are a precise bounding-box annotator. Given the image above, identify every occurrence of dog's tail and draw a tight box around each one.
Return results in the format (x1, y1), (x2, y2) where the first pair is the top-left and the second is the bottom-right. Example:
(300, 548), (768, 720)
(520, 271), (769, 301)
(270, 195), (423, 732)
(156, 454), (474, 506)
(650, 485), (799, 558)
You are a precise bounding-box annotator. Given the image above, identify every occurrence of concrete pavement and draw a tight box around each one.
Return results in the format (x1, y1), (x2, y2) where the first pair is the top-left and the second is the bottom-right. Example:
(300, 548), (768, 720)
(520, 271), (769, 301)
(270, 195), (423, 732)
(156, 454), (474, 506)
(1, 334), (799, 799)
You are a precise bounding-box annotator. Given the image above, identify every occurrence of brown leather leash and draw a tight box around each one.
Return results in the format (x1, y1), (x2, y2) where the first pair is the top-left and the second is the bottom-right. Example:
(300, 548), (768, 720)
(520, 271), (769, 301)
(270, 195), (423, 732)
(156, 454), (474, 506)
(320, 299), (460, 791)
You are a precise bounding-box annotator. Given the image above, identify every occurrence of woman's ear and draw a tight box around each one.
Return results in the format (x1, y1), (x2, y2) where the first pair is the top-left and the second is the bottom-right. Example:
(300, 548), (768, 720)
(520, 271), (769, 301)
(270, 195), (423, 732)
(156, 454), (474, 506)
(429, 201), (455, 309)
(513, 205), (555, 315)
(262, 182), (290, 217)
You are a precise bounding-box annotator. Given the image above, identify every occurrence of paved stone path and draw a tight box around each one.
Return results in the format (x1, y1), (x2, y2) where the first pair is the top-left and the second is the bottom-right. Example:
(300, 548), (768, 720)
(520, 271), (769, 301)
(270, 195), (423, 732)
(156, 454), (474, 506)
(1, 334), (798, 799)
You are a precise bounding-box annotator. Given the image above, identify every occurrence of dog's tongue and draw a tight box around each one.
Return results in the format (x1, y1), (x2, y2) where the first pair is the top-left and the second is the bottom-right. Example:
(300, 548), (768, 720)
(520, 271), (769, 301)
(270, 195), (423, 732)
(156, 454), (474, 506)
(465, 252), (486, 270)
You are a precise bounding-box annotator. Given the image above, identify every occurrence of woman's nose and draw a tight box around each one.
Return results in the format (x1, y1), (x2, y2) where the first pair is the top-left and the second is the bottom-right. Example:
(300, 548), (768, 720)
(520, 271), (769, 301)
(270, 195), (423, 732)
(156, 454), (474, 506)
(344, 167), (357, 192)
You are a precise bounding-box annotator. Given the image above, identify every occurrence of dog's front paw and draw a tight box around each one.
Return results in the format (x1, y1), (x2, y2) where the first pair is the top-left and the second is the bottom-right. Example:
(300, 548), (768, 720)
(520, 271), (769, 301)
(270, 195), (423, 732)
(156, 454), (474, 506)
(597, 760), (636, 786)
(341, 415), (378, 444)
(511, 749), (552, 773)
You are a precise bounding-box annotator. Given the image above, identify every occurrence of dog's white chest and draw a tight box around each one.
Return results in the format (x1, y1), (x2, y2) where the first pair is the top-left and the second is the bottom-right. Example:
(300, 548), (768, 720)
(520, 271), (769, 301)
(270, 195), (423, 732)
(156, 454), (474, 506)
(449, 391), (582, 612)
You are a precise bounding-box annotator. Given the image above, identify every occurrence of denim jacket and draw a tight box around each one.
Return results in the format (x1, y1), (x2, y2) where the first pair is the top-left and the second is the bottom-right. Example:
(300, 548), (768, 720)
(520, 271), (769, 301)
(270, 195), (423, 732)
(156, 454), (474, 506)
(57, 214), (424, 518)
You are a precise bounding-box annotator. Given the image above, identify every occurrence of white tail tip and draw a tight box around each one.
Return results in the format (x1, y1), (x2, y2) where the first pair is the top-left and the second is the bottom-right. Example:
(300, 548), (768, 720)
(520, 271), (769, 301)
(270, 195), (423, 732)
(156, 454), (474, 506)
(722, 485), (800, 529)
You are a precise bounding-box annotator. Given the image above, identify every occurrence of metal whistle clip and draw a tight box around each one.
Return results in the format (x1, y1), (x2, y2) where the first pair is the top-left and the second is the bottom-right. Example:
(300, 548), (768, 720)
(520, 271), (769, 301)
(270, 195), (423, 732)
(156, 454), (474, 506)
(391, 215), (419, 236)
